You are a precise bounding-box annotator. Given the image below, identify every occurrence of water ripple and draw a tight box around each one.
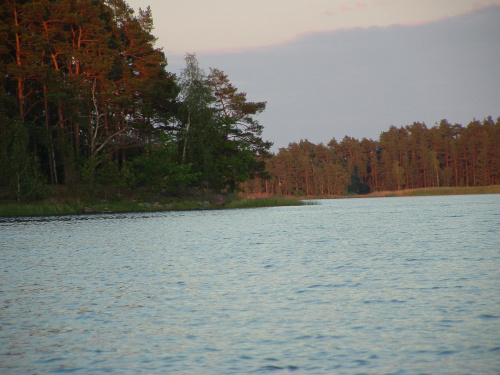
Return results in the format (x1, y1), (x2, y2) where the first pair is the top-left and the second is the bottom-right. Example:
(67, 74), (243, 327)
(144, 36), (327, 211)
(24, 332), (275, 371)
(1, 195), (499, 374)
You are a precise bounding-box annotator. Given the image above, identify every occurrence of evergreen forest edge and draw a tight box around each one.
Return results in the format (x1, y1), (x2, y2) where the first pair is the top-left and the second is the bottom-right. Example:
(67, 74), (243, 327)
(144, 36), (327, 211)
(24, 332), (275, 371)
(1, 0), (499, 212)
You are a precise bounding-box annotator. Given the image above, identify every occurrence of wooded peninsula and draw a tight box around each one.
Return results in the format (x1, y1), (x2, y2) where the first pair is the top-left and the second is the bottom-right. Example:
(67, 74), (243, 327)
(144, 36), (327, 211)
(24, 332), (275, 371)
(1, 0), (499, 215)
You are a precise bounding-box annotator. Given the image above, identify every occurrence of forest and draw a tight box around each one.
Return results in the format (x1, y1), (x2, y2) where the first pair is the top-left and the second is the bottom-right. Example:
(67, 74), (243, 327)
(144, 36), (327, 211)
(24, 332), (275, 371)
(242, 118), (500, 196)
(1, 0), (499, 203)
(0, 0), (270, 202)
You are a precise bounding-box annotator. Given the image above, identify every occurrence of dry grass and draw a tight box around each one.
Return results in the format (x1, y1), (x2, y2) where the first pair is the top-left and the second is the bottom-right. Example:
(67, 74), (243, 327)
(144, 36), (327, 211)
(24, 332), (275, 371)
(362, 185), (500, 198)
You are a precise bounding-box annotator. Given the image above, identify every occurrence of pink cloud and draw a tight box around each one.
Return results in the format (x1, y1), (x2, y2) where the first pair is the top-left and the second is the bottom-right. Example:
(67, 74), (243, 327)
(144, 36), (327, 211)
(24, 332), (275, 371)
(356, 0), (397, 9)
(474, 1), (500, 10)
(327, 0), (394, 14)
(325, 4), (351, 16)
(399, 2), (500, 27)
(326, 0), (396, 14)
(354, 1), (369, 8)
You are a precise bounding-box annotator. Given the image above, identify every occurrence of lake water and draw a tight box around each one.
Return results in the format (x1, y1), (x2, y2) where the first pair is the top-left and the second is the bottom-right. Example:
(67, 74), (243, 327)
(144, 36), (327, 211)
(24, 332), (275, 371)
(1, 195), (499, 374)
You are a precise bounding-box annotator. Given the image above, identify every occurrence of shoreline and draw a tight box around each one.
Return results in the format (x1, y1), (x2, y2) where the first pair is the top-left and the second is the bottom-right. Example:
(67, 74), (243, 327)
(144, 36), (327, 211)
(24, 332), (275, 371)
(247, 185), (500, 200)
(0, 196), (307, 218)
(338, 185), (500, 198)
(1, 185), (498, 218)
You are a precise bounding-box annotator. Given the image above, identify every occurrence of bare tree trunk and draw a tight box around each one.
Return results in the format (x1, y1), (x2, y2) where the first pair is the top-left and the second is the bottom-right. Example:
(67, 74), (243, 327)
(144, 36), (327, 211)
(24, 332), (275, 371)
(435, 158), (440, 187)
(182, 112), (191, 163)
(43, 85), (58, 184)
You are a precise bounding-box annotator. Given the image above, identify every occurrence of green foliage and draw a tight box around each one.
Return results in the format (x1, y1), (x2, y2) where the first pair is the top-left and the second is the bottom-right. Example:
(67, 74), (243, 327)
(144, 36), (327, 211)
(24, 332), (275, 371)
(3, 120), (50, 201)
(0, 202), (84, 217)
(224, 197), (307, 209)
(81, 156), (100, 186)
(128, 137), (199, 195)
(175, 54), (272, 193)
(0, 0), (178, 190)
(1, 2), (274, 199)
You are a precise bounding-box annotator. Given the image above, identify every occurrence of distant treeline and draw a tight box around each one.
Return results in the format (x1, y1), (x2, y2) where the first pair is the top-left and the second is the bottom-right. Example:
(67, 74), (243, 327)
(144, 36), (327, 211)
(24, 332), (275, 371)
(242, 118), (500, 196)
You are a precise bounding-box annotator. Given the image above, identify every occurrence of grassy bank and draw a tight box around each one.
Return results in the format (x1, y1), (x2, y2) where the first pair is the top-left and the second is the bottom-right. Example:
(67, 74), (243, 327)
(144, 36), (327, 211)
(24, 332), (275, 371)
(360, 185), (500, 198)
(225, 197), (313, 209)
(2, 185), (497, 217)
(0, 196), (306, 218)
(0, 201), (86, 217)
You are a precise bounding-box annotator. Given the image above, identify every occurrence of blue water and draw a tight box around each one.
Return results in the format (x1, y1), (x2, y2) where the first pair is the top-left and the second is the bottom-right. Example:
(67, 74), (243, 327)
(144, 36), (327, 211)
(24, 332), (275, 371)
(1, 195), (499, 374)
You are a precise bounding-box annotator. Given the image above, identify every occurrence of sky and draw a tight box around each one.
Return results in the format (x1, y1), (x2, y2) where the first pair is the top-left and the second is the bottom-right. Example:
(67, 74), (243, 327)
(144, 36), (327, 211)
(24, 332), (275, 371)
(126, 0), (500, 151)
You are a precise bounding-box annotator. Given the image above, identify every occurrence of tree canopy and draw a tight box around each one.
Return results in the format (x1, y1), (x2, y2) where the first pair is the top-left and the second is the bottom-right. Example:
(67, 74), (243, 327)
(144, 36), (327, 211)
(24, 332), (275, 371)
(242, 117), (500, 196)
(0, 0), (271, 201)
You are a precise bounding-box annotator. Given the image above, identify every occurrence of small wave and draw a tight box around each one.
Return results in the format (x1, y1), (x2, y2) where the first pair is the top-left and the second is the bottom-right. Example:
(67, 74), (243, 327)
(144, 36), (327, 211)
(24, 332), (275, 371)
(52, 369), (85, 373)
(254, 365), (284, 372)
(295, 335), (313, 340)
(202, 347), (221, 352)
(253, 365), (299, 372)
(37, 357), (66, 364)
(307, 284), (323, 288)
(354, 359), (370, 366)
(477, 314), (499, 319)
(264, 357), (279, 362)
(438, 320), (461, 329)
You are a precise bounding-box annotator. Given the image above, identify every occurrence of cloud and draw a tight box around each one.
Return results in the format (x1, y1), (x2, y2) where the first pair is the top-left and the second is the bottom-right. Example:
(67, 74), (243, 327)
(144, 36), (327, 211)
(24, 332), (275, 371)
(327, 0), (394, 14)
(195, 2), (500, 57)
(193, 4), (500, 150)
(334, 4), (351, 12)
(474, 0), (500, 9)
(129, 0), (500, 56)
(354, 1), (369, 8)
